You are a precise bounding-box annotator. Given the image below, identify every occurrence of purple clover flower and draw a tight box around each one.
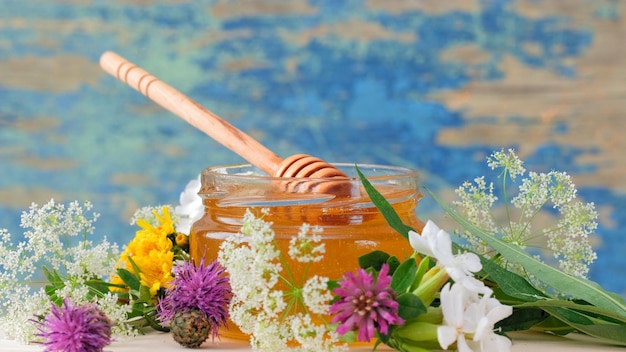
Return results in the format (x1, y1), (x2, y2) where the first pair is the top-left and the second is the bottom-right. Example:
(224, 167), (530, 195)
(157, 258), (232, 339)
(330, 264), (403, 342)
(36, 299), (112, 352)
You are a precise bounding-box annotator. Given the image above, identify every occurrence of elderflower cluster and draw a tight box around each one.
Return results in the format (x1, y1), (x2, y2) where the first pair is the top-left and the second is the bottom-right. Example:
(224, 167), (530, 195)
(0, 200), (126, 343)
(218, 210), (347, 352)
(454, 149), (597, 278)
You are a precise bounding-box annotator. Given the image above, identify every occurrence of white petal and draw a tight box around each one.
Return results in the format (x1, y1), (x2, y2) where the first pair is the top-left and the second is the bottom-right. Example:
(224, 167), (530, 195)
(432, 227), (454, 264)
(408, 229), (434, 257)
(473, 316), (491, 341)
(437, 325), (458, 350)
(447, 267), (492, 296)
(458, 252), (482, 273)
(480, 331), (512, 352)
(456, 334), (475, 352)
(440, 283), (466, 327)
(422, 219), (442, 236)
(486, 301), (513, 324)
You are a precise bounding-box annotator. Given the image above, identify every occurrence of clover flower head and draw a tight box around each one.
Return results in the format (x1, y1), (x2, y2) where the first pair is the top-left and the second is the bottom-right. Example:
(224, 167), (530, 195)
(36, 299), (112, 352)
(330, 264), (403, 342)
(157, 258), (231, 339)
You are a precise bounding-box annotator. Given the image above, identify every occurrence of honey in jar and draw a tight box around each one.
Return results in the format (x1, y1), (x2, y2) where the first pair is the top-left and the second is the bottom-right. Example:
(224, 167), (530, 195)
(189, 163), (423, 340)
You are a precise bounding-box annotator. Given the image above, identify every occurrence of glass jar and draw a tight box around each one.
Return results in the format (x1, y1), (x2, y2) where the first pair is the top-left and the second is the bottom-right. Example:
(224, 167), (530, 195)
(189, 163), (423, 340)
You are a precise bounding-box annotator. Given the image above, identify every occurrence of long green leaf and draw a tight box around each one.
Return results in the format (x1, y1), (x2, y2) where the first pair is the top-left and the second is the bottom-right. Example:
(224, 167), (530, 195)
(496, 308), (550, 332)
(515, 300), (626, 324)
(429, 190), (626, 318)
(480, 256), (548, 302)
(543, 307), (626, 346)
(357, 166), (415, 239)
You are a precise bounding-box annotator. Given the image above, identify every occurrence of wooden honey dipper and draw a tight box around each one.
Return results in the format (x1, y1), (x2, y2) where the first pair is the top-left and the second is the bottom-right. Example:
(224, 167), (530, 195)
(99, 51), (353, 196)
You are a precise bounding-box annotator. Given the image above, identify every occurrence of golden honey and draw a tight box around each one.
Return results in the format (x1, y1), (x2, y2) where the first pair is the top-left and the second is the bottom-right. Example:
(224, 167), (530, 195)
(189, 163), (423, 340)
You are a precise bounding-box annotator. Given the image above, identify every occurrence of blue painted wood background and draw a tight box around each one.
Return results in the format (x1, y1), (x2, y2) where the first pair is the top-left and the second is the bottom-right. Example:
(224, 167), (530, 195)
(1, 1), (624, 296)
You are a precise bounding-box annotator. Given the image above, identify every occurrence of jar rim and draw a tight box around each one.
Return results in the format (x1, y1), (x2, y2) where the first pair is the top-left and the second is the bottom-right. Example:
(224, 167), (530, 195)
(201, 163), (419, 182)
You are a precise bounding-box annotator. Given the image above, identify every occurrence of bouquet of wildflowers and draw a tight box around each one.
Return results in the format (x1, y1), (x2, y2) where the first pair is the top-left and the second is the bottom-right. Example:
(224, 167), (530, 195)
(2, 149), (626, 352)
(217, 149), (626, 351)
(0, 196), (231, 351)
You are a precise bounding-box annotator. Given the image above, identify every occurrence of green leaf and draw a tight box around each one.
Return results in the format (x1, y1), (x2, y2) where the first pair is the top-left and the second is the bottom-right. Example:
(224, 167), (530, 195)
(480, 256), (548, 302)
(327, 280), (340, 292)
(85, 280), (110, 299)
(42, 266), (63, 286)
(396, 292), (427, 321)
(386, 256), (401, 275)
(391, 258), (417, 294)
(44, 285), (63, 306)
(496, 308), (550, 332)
(117, 268), (140, 291)
(543, 307), (626, 346)
(357, 166), (415, 239)
(127, 255), (143, 276)
(429, 189), (626, 318)
(515, 299), (626, 325)
(532, 315), (577, 335)
(410, 256), (430, 292)
(138, 285), (152, 303)
(358, 250), (390, 271)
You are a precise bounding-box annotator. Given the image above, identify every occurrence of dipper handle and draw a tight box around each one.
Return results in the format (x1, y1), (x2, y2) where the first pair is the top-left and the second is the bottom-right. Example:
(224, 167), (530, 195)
(99, 51), (283, 176)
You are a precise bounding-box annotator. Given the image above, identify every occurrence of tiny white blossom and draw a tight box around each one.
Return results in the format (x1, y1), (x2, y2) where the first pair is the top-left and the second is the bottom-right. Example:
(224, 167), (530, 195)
(302, 276), (333, 315)
(288, 223), (325, 263)
(218, 210), (343, 350)
(0, 199), (133, 342)
(455, 149), (597, 280)
(487, 148), (525, 180)
(290, 314), (348, 352)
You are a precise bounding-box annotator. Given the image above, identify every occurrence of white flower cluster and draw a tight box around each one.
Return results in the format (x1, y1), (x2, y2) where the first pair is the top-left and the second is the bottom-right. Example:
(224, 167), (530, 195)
(0, 199), (133, 343)
(218, 210), (346, 352)
(288, 223), (325, 263)
(455, 148), (597, 278)
(409, 220), (513, 352)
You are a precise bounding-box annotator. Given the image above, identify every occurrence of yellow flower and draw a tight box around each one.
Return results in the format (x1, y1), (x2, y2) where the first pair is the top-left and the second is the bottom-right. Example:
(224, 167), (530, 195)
(111, 206), (176, 296)
(136, 206), (175, 239)
(135, 249), (175, 296)
(175, 233), (189, 249)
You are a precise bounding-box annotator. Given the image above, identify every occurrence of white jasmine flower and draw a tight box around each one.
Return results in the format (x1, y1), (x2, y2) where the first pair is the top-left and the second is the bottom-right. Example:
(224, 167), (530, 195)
(174, 175), (203, 234)
(438, 283), (512, 352)
(409, 220), (491, 295)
